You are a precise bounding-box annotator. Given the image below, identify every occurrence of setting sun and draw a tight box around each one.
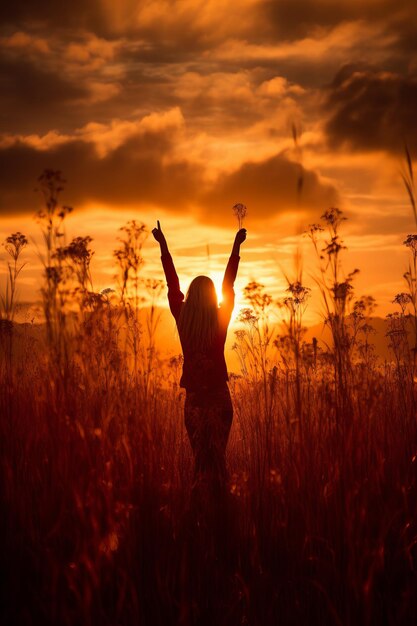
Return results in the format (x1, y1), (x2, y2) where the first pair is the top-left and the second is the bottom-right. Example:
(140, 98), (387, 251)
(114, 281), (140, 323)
(211, 270), (225, 305)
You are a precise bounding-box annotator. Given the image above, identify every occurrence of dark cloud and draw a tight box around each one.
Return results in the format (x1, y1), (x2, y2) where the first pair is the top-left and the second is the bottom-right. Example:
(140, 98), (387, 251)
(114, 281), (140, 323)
(0, 128), (202, 215)
(348, 209), (412, 237)
(0, 55), (90, 133)
(3, 0), (414, 43)
(203, 153), (338, 219)
(1, 0), (415, 140)
(0, 1), (253, 46)
(264, 0), (359, 40)
(323, 65), (417, 155)
(0, 1), (107, 34)
(0, 129), (338, 223)
(263, 0), (416, 42)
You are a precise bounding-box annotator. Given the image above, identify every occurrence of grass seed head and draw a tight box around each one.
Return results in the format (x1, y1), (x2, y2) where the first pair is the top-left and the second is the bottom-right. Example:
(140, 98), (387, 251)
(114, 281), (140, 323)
(233, 203), (247, 229)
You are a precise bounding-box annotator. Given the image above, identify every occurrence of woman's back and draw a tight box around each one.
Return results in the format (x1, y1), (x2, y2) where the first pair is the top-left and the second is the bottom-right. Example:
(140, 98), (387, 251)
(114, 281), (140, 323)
(161, 253), (240, 391)
(152, 221), (246, 488)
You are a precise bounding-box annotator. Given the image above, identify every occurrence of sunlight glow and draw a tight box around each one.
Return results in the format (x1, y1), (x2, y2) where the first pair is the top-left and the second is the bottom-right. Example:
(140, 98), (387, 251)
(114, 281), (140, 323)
(210, 270), (225, 305)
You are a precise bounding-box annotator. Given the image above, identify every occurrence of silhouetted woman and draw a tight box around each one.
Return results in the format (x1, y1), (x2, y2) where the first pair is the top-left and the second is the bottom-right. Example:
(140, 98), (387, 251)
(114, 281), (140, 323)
(152, 221), (246, 491)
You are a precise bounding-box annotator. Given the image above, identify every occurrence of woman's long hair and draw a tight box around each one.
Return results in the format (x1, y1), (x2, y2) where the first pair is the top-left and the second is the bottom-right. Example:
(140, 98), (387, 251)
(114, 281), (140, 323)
(178, 275), (218, 350)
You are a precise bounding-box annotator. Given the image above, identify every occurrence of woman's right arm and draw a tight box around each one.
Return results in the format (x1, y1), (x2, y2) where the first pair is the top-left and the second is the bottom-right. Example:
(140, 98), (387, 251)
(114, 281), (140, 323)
(152, 221), (184, 320)
(220, 228), (247, 327)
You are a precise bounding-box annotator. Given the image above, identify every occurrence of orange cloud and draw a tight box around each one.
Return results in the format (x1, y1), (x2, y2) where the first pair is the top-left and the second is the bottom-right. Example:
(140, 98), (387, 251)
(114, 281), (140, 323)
(323, 66), (417, 155)
(0, 108), (338, 225)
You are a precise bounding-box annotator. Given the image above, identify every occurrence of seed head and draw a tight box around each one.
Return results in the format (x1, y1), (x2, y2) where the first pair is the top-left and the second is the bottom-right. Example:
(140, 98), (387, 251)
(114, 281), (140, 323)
(233, 203), (247, 229)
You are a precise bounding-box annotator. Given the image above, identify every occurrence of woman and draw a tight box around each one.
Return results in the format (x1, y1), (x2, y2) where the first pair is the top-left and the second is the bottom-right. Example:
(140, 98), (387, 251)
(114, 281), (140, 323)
(152, 221), (246, 490)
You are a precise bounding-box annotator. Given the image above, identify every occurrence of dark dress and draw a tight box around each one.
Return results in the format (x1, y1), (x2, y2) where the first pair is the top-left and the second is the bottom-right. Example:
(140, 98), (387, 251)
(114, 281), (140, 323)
(161, 252), (240, 485)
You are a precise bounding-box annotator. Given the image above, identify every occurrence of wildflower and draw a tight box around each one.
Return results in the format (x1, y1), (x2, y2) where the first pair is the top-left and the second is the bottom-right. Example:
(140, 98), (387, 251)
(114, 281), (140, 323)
(238, 307), (258, 326)
(3, 232), (28, 260)
(333, 281), (353, 302)
(305, 223), (324, 236)
(404, 234), (417, 256)
(321, 207), (346, 229)
(234, 329), (246, 341)
(45, 266), (62, 286)
(386, 312), (408, 337)
(393, 292), (412, 314)
(243, 281), (272, 312)
(233, 203), (247, 229)
(145, 278), (164, 298)
(286, 281), (311, 306)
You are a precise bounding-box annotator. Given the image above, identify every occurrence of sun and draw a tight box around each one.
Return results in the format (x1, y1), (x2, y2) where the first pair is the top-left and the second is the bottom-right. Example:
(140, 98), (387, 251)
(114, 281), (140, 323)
(210, 270), (225, 305)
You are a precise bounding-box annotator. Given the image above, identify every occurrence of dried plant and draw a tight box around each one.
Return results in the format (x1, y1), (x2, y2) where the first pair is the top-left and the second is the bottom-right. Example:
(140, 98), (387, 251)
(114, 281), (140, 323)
(291, 121), (304, 198)
(1, 232), (28, 322)
(305, 208), (358, 423)
(113, 220), (147, 306)
(112, 220), (148, 387)
(400, 146), (417, 374)
(232, 203), (247, 230)
(35, 170), (74, 355)
(401, 144), (416, 226)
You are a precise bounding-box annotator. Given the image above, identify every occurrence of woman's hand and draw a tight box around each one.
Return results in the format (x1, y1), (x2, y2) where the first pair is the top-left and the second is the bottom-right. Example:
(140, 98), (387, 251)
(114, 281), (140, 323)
(232, 228), (247, 255)
(152, 220), (169, 254)
(235, 228), (247, 245)
(152, 220), (166, 243)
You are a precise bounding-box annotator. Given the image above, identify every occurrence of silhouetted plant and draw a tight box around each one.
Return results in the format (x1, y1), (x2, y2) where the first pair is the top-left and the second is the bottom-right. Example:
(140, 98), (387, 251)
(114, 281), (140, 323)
(276, 264), (311, 429)
(1, 232), (28, 322)
(0, 232), (28, 378)
(113, 220), (148, 387)
(58, 236), (94, 293)
(36, 169), (73, 351)
(143, 278), (164, 393)
(346, 295), (376, 368)
(402, 234), (417, 368)
(291, 121), (304, 199)
(306, 208), (358, 424)
(233, 281), (274, 384)
(401, 144), (416, 226)
(113, 220), (147, 306)
(232, 203), (247, 230)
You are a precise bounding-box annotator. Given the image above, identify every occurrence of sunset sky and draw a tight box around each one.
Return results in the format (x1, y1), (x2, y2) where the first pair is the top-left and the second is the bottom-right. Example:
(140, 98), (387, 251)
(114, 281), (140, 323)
(1, 0), (417, 325)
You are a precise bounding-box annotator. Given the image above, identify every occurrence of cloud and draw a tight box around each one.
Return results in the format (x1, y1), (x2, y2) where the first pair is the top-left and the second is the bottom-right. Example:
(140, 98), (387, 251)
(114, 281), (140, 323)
(127, 0), (260, 43)
(0, 30), (121, 78)
(207, 19), (400, 91)
(323, 65), (417, 155)
(165, 68), (307, 145)
(203, 153), (338, 220)
(0, 109), (338, 224)
(0, 1), (107, 33)
(0, 110), (198, 215)
(0, 107), (185, 155)
(0, 0), (261, 43)
(0, 55), (90, 133)
(1, 2), (414, 140)
(0, 31), (123, 132)
(258, 76), (305, 97)
(262, 0), (416, 42)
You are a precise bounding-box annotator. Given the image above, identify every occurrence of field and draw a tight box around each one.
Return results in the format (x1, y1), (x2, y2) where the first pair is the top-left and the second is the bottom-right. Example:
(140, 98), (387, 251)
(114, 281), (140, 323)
(1, 171), (417, 626)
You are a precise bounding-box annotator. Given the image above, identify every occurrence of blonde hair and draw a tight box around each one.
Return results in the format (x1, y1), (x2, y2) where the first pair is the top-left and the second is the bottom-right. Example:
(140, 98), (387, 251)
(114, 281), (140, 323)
(178, 276), (218, 350)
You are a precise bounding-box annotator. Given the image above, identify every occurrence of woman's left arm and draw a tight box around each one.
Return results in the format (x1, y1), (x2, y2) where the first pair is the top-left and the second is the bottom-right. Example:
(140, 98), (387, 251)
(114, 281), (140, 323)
(220, 228), (247, 324)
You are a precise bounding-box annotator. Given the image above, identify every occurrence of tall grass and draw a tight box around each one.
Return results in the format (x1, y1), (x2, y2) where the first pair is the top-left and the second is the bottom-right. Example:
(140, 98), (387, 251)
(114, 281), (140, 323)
(1, 170), (417, 625)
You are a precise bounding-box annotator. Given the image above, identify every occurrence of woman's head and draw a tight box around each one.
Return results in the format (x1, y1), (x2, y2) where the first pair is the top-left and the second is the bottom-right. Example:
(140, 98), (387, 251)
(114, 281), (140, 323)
(178, 275), (218, 350)
(186, 275), (218, 309)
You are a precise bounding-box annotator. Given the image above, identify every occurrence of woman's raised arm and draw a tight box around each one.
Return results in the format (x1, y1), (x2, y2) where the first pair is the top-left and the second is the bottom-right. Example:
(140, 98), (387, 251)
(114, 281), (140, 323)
(152, 221), (184, 320)
(152, 220), (169, 255)
(220, 228), (247, 325)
